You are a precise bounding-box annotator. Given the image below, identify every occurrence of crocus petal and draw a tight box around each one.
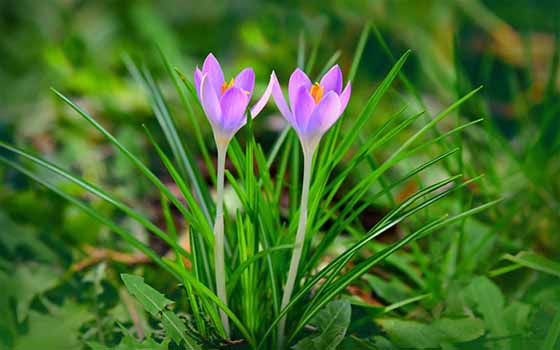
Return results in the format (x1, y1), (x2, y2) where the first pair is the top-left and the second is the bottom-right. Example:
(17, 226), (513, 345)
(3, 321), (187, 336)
(220, 86), (250, 133)
(305, 91), (341, 135)
(270, 72), (295, 125)
(194, 67), (203, 98)
(250, 73), (274, 118)
(200, 74), (222, 127)
(202, 53), (225, 96)
(293, 86), (315, 135)
(288, 68), (312, 110)
(234, 68), (255, 99)
(339, 82), (351, 113)
(320, 65), (343, 94)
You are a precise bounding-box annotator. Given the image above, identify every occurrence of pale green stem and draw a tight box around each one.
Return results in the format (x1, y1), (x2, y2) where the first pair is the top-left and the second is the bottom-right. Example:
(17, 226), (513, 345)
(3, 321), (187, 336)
(278, 145), (315, 349)
(215, 141), (230, 337)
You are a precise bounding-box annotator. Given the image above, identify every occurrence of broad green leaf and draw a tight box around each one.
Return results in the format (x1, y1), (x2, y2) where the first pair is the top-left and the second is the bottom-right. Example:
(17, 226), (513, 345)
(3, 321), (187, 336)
(293, 300), (351, 350)
(504, 301), (531, 334)
(0, 264), (60, 322)
(121, 274), (173, 317)
(377, 318), (485, 348)
(14, 302), (93, 350)
(465, 276), (508, 345)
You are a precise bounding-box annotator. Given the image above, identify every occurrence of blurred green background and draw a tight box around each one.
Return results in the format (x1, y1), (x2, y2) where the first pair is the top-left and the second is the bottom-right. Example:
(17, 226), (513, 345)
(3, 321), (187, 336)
(1, 0), (559, 349)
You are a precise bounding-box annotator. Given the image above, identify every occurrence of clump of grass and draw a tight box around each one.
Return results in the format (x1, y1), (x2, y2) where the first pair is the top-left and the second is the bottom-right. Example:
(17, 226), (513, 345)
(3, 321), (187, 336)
(0, 24), (500, 349)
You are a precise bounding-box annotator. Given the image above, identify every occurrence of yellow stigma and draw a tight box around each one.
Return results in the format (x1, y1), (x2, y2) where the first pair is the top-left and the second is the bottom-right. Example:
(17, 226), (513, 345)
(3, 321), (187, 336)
(221, 78), (235, 95)
(310, 82), (324, 104)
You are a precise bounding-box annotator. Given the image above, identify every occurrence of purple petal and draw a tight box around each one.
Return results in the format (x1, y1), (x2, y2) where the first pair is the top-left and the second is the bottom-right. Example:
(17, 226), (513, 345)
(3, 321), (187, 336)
(202, 53), (225, 97)
(293, 86), (315, 135)
(234, 68), (255, 99)
(250, 72), (274, 118)
(200, 74), (222, 126)
(220, 86), (250, 133)
(305, 91), (341, 135)
(320, 65), (343, 94)
(194, 67), (203, 98)
(339, 82), (351, 113)
(288, 68), (312, 110)
(270, 72), (295, 126)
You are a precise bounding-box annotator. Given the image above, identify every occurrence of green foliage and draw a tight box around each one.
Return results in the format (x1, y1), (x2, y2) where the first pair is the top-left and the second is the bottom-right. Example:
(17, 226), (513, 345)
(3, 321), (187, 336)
(501, 251), (560, 278)
(121, 274), (200, 349)
(293, 300), (352, 350)
(377, 317), (485, 348)
(121, 274), (173, 317)
(88, 331), (170, 350)
(1, 1), (559, 349)
(14, 302), (93, 350)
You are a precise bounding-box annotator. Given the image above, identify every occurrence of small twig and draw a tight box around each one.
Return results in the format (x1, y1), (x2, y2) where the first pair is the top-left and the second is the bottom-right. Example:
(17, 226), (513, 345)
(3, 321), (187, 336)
(71, 245), (151, 272)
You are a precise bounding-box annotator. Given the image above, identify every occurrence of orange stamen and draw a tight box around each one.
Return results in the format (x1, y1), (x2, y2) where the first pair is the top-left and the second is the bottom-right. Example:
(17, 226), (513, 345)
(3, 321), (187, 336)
(221, 78), (235, 95)
(310, 82), (324, 104)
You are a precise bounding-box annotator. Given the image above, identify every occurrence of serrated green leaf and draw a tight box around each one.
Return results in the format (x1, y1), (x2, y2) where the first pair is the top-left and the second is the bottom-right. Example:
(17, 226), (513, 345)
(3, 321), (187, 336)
(161, 310), (199, 349)
(121, 274), (173, 317)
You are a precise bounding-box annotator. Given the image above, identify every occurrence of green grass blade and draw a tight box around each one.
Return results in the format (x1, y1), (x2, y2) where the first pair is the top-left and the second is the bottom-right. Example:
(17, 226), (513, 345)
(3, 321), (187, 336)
(542, 312), (560, 350)
(0, 156), (178, 280)
(348, 22), (370, 82)
(160, 194), (206, 336)
(157, 47), (216, 185)
(227, 245), (292, 295)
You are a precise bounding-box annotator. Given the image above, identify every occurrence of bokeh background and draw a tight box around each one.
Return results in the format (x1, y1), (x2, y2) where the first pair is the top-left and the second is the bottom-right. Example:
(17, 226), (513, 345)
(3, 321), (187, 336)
(1, 0), (559, 349)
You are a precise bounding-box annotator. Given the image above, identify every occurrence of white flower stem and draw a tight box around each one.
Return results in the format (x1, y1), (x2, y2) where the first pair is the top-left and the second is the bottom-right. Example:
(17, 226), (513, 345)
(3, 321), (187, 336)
(214, 141), (230, 337)
(278, 145), (314, 349)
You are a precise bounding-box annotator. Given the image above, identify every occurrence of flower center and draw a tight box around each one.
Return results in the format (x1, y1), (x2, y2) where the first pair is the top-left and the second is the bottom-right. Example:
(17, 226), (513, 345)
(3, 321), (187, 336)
(221, 78), (235, 95)
(310, 82), (324, 104)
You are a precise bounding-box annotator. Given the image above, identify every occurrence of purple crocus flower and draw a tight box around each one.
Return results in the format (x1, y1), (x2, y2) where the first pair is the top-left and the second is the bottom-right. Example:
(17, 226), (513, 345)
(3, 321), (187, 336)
(271, 65), (351, 151)
(192, 53), (273, 336)
(194, 53), (272, 144)
(273, 65), (351, 347)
